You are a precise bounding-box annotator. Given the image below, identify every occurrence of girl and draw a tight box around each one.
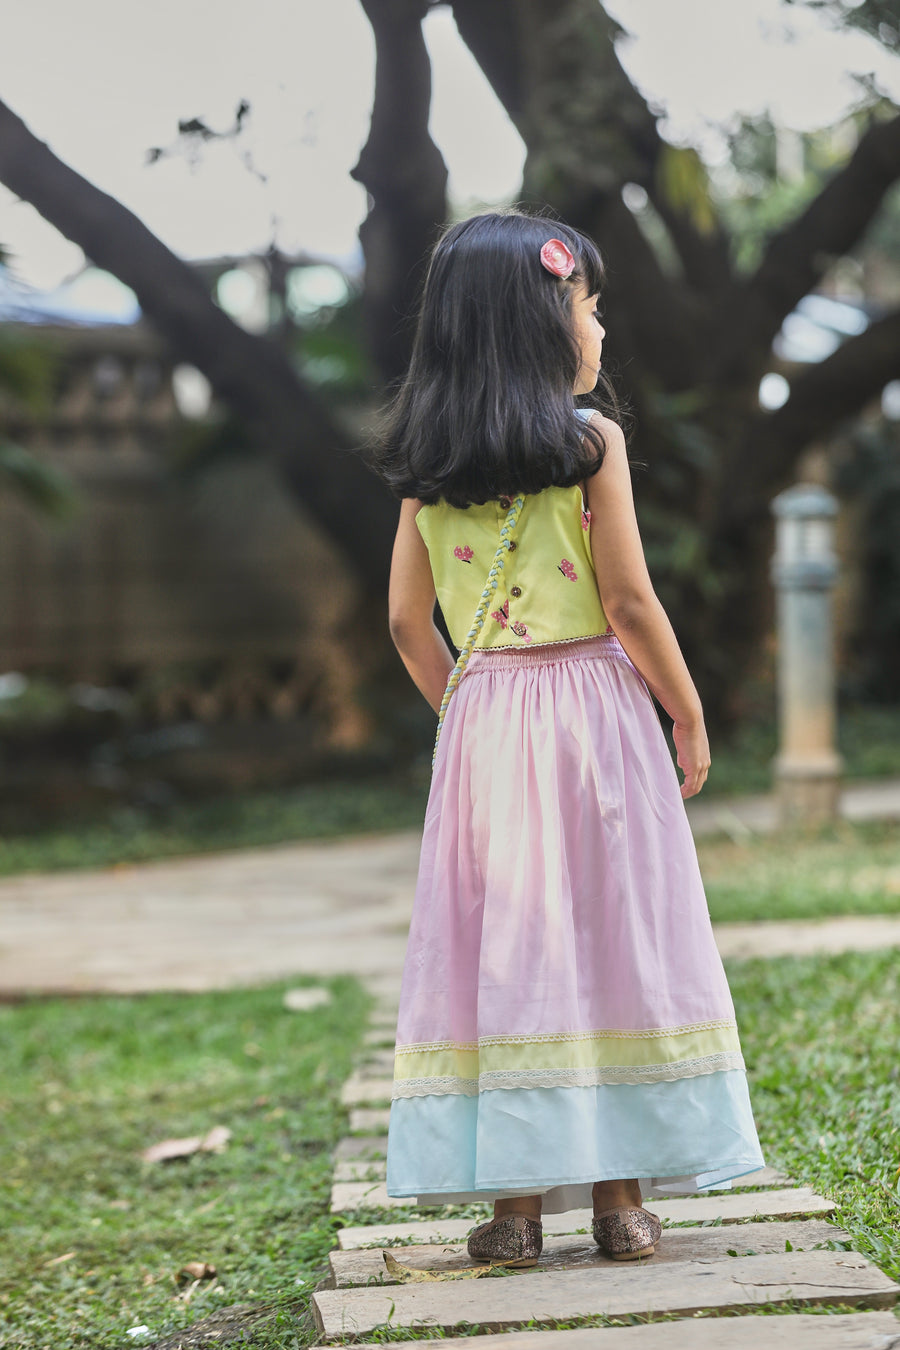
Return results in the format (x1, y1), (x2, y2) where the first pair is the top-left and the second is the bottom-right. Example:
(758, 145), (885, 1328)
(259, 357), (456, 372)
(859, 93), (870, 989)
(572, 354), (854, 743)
(373, 210), (764, 1267)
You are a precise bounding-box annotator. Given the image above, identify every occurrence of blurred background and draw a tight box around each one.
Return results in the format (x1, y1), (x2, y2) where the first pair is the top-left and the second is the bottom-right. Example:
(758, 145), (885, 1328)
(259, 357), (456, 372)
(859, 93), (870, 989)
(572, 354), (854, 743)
(0, 0), (898, 863)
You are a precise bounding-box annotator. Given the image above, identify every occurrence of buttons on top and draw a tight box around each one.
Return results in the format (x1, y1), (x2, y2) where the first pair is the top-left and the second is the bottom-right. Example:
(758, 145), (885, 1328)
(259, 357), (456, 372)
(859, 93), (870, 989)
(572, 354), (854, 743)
(510, 585), (522, 598)
(508, 540), (518, 551)
(498, 496), (511, 509)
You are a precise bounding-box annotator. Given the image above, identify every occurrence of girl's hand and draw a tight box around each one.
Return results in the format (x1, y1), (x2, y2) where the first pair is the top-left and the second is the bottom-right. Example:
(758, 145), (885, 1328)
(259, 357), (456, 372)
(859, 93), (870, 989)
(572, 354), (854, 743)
(672, 720), (711, 799)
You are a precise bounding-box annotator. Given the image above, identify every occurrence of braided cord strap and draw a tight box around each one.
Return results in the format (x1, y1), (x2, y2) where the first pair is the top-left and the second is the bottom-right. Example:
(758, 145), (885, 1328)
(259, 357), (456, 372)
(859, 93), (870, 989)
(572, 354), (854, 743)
(432, 495), (525, 768)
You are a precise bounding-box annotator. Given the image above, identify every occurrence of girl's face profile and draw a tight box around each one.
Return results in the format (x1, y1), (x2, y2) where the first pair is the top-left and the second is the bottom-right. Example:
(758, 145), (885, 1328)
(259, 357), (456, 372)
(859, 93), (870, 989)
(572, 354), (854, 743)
(571, 282), (606, 395)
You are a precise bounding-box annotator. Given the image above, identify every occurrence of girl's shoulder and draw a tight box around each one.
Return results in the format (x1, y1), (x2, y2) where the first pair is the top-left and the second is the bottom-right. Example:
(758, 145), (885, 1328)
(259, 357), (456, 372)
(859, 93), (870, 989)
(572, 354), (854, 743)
(576, 407), (623, 437)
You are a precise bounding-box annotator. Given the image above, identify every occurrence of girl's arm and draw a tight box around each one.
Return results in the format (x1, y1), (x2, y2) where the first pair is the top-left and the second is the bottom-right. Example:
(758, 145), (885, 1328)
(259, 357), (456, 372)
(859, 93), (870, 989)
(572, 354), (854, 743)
(388, 498), (456, 714)
(585, 416), (710, 799)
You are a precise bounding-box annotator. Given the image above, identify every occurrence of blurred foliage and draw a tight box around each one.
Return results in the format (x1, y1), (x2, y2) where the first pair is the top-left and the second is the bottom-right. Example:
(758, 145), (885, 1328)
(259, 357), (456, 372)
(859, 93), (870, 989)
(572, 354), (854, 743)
(635, 386), (726, 613)
(655, 143), (718, 236)
(0, 327), (57, 413)
(160, 284), (373, 480)
(0, 441), (79, 520)
(0, 676), (123, 730)
(785, 0), (900, 52)
(857, 177), (900, 264)
(711, 88), (900, 272)
(166, 408), (257, 479)
(0, 321), (78, 519)
(833, 418), (900, 699)
(698, 702), (900, 797)
(0, 776), (430, 875)
(291, 287), (374, 398)
(714, 112), (871, 273)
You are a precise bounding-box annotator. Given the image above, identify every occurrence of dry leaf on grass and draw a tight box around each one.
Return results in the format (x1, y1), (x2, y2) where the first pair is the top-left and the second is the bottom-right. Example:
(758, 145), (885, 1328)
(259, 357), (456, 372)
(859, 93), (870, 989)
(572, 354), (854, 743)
(43, 1252), (76, 1267)
(175, 1263), (218, 1304)
(141, 1127), (231, 1164)
(381, 1250), (495, 1282)
(178, 1262), (217, 1282)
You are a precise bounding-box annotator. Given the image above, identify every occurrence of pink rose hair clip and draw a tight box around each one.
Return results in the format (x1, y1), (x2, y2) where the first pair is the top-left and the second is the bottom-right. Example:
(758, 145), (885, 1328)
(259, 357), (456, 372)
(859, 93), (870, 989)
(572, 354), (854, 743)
(540, 238), (575, 280)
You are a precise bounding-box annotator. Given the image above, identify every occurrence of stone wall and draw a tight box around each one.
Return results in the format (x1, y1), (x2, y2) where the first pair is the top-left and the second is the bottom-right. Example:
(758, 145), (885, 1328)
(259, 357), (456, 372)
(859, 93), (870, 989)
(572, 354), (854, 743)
(0, 320), (366, 742)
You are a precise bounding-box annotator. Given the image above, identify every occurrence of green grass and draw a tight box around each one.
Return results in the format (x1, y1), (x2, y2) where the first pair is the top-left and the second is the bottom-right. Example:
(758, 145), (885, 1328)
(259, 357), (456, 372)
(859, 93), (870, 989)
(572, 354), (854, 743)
(2, 954), (899, 1346)
(700, 819), (900, 923)
(0, 778), (429, 878)
(0, 976), (370, 1349)
(728, 948), (900, 1286)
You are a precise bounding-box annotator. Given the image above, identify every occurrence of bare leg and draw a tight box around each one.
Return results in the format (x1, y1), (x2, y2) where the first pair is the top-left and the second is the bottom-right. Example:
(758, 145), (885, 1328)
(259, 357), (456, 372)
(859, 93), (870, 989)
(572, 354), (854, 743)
(493, 1193), (543, 1221)
(592, 1178), (642, 1213)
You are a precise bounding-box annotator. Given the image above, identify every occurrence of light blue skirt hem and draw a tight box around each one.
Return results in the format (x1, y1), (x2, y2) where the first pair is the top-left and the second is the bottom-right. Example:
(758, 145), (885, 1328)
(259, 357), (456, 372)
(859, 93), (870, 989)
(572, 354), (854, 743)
(386, 1162), (766, 1200)
(386, 1070), (765, 1214)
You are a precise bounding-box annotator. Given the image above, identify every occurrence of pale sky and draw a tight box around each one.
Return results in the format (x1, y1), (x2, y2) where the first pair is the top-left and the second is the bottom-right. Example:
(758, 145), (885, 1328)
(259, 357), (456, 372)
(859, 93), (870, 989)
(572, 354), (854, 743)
(0, 0), (897, 291)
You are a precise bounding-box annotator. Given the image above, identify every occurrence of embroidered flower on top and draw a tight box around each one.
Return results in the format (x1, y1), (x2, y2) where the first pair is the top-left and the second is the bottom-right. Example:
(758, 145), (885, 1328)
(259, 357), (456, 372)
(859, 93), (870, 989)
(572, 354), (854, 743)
(581, 505), (591, 530)
(510, 620), (533, 643)
(491, 599), (509, 629)
(453, 545), (474, 563)
(558, 558), (578, 582)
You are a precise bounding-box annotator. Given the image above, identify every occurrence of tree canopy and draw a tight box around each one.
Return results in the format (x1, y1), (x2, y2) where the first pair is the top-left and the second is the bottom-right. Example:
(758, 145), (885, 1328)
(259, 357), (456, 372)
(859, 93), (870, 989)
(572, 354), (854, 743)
(1, 0), (899, 721)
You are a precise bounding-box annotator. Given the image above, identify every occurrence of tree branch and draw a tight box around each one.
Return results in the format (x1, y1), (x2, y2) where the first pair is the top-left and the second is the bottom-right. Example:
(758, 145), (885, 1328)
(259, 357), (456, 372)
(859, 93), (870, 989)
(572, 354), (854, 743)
(449, 0), (723, 387)
(726, 307), (900, 523)
(352, 0), (448, 385)
(451, 0), (730, 298)
(714, 112), (900, 380)
(0, 96), (397, 591)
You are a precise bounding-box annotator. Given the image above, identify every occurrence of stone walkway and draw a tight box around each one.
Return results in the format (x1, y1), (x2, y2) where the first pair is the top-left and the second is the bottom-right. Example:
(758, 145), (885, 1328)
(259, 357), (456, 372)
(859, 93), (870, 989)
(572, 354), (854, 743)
(1, 780), (898, 1342)
(0, 776), (898, 997)
(312, 985), (900, 1347)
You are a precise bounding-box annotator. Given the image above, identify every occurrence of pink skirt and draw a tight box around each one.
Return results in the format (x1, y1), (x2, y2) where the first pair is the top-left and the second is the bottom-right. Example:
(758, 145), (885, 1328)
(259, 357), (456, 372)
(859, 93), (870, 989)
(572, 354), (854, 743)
(386, 635), (764, 1211)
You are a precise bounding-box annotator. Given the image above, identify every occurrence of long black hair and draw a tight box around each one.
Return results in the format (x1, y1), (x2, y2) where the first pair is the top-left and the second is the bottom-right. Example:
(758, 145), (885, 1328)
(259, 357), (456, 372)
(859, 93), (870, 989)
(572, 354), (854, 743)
(369, 209), (620, 507)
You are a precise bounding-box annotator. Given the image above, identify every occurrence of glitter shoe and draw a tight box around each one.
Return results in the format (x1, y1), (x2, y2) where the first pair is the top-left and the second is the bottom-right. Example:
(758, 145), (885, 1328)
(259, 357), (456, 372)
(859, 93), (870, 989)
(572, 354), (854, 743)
(466, 1213), (543, 1267)
(592, 1205), (662, 1260)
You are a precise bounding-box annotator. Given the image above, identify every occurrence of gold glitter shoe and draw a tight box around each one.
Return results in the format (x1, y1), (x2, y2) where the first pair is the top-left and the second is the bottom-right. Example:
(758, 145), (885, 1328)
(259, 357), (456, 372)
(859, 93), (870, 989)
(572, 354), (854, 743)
(466, 1213), (543, 1267)
(592, 1205), (662, 1260)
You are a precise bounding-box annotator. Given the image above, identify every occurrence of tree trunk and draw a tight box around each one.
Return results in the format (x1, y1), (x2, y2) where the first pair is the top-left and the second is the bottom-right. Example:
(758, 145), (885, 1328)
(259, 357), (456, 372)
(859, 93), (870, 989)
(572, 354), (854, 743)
(448, 0), (900, 725)
(352, 0), (449, 386)
(0, 97), (398, 594)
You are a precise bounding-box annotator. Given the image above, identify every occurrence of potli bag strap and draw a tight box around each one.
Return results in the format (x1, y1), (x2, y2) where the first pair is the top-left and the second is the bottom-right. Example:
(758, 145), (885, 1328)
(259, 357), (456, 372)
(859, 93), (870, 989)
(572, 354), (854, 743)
(432, 494), (525, 767)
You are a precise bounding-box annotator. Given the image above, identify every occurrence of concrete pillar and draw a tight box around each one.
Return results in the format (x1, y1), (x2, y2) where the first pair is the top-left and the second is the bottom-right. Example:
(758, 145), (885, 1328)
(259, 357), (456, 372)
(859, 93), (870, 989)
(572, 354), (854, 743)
(770, 483), (843, 824)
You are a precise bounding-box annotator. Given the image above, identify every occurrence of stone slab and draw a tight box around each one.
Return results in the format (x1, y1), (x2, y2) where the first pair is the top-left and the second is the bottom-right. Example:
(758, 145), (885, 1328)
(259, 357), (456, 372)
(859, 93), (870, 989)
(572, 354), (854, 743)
(0, 830), (421, 994)
(713, 915), (900, 962)
(336, 1187), (836, 1243)
(358, 1048), (395, 1074)
(335, 1160), (386, 1183)
(350, 1311), (900, 1349)
(362, 973), (403, 999)
(313, 1249), (899, 1340)
(362, 1028), (395, 1048)
(332, 1136), (387, 1162)
(712, 1166), (791, 1190)
(329, 1219), (847, 1286)
(332, 1180), (389, 1213)
(340, 1076), (393, 1106)
(347, 1108), (390, 1134)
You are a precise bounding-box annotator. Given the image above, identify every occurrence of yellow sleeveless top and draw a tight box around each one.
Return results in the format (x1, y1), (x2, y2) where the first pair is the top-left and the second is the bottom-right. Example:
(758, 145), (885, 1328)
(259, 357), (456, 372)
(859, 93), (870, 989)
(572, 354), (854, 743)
(416, 484), (611, 650)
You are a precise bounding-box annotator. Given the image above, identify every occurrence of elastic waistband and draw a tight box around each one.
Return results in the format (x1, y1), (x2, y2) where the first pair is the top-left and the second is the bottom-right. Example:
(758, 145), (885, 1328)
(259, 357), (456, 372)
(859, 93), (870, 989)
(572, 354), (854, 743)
(464, 634), (630, 674)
